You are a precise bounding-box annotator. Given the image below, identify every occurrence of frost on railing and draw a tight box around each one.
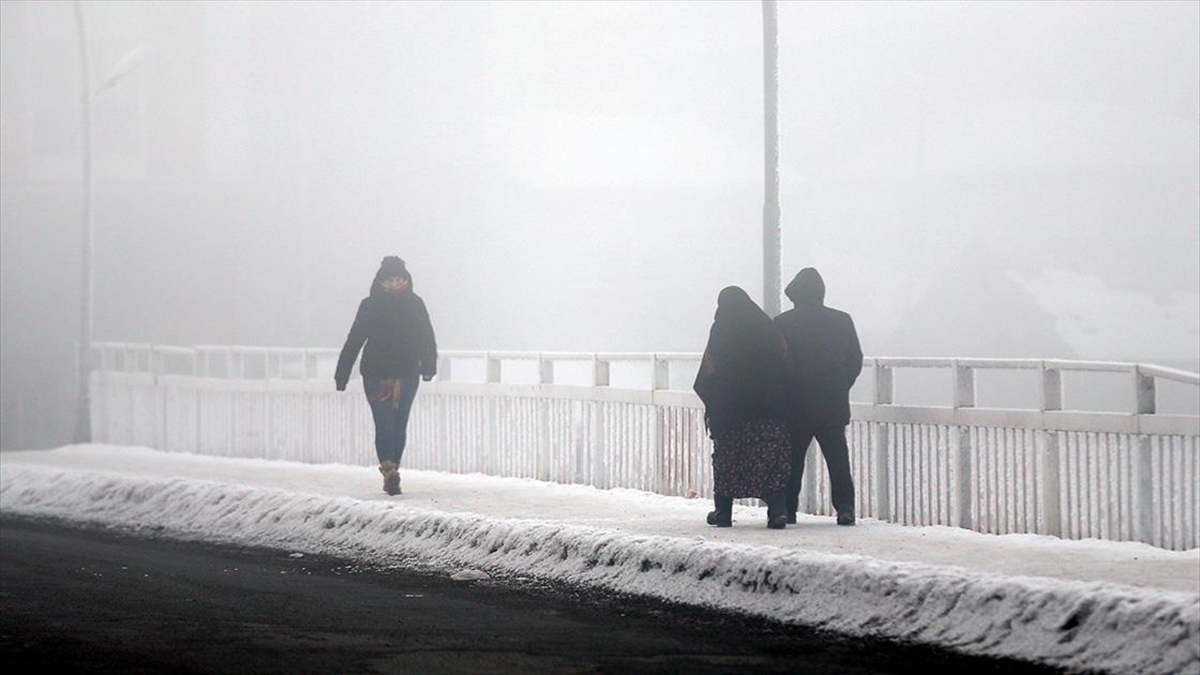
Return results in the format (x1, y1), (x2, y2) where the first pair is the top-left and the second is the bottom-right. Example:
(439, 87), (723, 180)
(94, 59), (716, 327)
(88, 342), (1199, 551)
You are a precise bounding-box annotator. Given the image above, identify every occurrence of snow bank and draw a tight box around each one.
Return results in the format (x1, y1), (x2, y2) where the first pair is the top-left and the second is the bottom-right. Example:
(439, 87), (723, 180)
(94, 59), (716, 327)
(2, 464), (1196, 674)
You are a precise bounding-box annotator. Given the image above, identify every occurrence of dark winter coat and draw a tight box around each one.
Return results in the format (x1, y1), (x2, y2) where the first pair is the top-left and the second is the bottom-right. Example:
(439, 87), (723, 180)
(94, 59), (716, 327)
(335, 287), (437, 389)
(773, 269), (863, 428)
(693, 287), (791, 435)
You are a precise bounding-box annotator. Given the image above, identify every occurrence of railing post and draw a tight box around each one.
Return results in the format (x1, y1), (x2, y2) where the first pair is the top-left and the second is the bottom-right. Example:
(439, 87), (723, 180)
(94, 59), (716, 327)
(191, 348), (201, 455)
(1135, 434), (1156, 546)
(590, 356), (610, 488)
(537, 354), (553, 480)
(486, 353), (502, 384)
(594, 357), (610, 387)
(262, 350), (272, 459)
(88, 345), (101, 444)
(873, 427), (891, 521)
(1041, 364), (1063, 411)
(485, 354), (501, 475)
(573, 414), (587, 485)
(1135, 368), (1156, 415)
(591, 397), (607, 489)
(538, 354), (555, 386)
(301, 349), (314, 462)
(1132, 367), (1161, 540)
(951, 362), (975, 531)
(954, 362), (975, 408)
(227, 348), (237, 456)
(652, 355), (670, 391)
(1134, 367), (1157, 545)
(1039, 429), (1061, 537)
(1038, 362), (1062, 537)
(873, 363), (893, 521)
(150, 345), (163, 451)
(650, 355), (669, 494)
(874, 363), (893, 405)
(956, 425), (973, 530)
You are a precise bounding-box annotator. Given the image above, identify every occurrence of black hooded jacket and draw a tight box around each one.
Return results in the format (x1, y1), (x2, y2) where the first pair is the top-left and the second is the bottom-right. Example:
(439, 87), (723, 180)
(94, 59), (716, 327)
(335, 282), (437, 388)
(693, 287), (791, 434)
(773, 269), (863, 427)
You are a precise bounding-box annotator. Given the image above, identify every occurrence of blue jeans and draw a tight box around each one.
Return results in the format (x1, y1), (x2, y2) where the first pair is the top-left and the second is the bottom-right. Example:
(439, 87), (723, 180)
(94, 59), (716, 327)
(363, 377), (420, 465)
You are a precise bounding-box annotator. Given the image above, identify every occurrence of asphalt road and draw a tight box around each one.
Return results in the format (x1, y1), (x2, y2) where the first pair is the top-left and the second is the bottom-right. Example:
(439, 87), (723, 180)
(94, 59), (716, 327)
(0, 516), (1061, 674)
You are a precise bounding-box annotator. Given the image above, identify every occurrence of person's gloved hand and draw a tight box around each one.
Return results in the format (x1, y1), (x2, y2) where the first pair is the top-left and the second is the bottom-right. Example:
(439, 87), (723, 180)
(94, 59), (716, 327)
(422, 374), (433, 382)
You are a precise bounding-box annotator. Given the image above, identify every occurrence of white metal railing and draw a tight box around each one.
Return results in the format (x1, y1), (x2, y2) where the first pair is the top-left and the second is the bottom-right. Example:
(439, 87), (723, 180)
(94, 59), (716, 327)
(88, 342), (1200, 550)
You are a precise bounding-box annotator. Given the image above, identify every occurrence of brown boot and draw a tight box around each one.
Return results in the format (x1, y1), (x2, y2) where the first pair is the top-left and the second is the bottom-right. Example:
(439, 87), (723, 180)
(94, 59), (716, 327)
(379, 461), (401, 495)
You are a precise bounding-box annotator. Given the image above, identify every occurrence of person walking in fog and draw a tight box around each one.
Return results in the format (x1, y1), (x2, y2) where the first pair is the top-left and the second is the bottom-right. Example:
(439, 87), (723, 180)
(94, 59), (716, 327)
(693, 286), (793, 529)
(335, 256), (437, 495)
(774, 268), (863, 526)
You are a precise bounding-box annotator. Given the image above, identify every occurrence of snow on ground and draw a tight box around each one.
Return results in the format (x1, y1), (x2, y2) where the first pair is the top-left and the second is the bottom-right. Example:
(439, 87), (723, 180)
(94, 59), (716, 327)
(2, 445), (1197, 674)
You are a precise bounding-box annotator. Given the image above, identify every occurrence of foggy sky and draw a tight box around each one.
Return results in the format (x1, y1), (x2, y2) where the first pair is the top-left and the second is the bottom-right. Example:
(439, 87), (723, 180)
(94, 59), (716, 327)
(2, 1), (1198, 446)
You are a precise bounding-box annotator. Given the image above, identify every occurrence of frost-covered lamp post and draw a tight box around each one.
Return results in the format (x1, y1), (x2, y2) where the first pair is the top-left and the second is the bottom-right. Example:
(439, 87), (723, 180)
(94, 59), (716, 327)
(72, 0), (153, 443)
(762, 0), (781, 317)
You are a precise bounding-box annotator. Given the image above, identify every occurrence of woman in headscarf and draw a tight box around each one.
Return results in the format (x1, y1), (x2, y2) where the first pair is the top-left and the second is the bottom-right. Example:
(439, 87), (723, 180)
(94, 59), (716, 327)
(335, 256), (438, 495)
(693, 286), (792, 529)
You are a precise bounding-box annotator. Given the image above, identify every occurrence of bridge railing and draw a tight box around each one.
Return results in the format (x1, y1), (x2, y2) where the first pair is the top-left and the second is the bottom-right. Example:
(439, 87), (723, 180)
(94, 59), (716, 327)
(89, 342), (1199, 550)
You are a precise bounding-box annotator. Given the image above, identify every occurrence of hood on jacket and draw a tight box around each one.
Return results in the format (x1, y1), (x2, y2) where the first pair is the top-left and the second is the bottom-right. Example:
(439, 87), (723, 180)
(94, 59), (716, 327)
(784, 267), (825, 306)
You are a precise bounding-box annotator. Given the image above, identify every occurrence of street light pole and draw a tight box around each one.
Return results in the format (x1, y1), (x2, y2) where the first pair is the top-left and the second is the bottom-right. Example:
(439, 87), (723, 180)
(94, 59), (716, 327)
(71, 1), (153, 443)
(762, 0), (781, 317)
(72, 0), (95, 443)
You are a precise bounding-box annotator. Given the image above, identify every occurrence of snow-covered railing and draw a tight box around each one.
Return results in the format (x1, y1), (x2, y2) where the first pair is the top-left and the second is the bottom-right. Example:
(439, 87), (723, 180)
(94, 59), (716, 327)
(89, 343), (1199, 550)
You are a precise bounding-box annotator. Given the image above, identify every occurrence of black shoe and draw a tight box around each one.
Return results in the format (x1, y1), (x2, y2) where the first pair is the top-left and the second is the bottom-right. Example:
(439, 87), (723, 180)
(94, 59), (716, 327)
(837, 509), (855, 526)
(767, 515), (787, 530)
(706, 510), (732, 527)
(786, 512), (797, 525)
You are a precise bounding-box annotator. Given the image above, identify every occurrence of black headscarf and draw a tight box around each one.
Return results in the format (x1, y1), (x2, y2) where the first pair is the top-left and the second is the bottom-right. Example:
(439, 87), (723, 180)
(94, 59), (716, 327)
(693, 286), (789, 433)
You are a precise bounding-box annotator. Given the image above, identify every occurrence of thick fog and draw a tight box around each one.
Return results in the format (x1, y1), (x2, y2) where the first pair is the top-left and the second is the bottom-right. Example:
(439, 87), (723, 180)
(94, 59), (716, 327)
(2, 1), (1198, 448)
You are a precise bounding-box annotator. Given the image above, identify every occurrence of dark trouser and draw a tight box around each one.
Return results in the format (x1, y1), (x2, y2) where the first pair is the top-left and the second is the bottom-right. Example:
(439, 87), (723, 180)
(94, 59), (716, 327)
(364, 377), (420, 465)
(787, 424), (855, 516)
(713, 492), (786, 519)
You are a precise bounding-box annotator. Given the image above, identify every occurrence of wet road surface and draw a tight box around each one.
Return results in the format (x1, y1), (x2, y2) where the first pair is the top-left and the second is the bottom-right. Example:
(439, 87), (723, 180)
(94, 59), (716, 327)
(0, 516), (1061, 674)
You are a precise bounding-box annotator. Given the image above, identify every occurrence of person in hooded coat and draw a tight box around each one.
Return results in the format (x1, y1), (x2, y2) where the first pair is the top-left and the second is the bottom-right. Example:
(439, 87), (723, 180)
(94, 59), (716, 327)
(335, 256), (438, 495)
(773, 268), (863, 525)
(693, 286), (792, 529)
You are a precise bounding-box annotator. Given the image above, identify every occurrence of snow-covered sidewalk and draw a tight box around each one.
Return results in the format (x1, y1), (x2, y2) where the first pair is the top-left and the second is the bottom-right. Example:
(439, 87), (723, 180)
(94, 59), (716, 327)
(2, 445), (1197, 674)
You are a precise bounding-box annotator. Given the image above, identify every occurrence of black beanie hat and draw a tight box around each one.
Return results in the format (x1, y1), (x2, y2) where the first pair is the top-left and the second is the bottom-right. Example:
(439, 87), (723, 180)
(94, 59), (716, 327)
(377, 256), (408, 279)
(371, 256), (412, 294)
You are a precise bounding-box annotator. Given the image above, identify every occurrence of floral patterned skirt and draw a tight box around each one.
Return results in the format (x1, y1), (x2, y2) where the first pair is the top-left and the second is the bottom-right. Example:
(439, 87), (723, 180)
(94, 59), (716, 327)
(711, 418), (792, 499)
